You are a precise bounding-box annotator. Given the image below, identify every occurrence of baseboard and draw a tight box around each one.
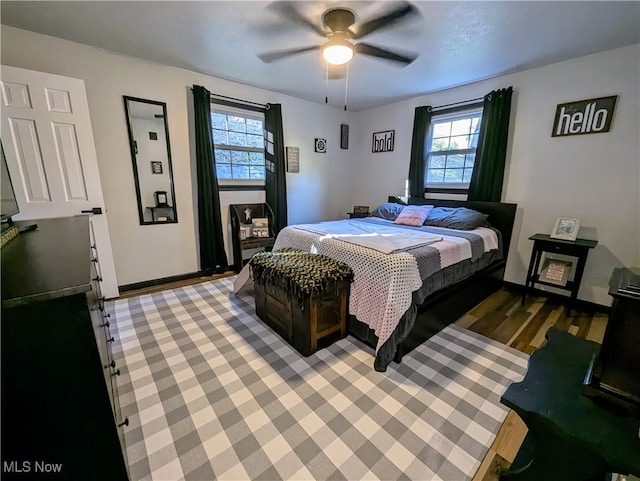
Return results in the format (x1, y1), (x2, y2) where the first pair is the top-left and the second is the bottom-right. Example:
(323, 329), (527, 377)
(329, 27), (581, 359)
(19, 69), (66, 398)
(119, 268), (234, 292)
(502, 280), (610, 314)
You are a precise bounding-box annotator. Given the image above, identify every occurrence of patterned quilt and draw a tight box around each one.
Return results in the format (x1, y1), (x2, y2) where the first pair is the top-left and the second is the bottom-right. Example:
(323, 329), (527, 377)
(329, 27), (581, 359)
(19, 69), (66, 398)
(273, 218), (499, 353)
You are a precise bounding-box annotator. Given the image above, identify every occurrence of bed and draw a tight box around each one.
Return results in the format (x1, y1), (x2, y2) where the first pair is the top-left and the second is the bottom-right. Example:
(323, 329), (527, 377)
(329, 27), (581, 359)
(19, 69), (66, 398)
(273, 196), (517, 371)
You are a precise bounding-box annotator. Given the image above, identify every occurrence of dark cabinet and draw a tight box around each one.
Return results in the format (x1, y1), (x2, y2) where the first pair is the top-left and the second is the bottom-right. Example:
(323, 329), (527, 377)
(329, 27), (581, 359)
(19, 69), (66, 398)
(229, 203), (275, 273)
(583, 267), (640, 417)
(1, 217), (128, 480)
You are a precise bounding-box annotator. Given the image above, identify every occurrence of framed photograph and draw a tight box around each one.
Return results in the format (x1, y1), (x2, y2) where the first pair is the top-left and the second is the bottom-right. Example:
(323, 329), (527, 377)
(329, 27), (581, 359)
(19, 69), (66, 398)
(154, 190), (168, 207)
(550, 217), (581, 241)
(252, 217), (269, 238)
(150, 161), (163, 174)
(539, 257), (573, 286)
(239, 225), (252, 240)
(353, 205), (370, 215)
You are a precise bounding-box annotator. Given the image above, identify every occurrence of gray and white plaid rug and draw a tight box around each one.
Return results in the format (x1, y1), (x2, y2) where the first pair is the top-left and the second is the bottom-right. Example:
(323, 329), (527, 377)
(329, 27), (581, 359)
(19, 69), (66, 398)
(110, 276), (528, 481)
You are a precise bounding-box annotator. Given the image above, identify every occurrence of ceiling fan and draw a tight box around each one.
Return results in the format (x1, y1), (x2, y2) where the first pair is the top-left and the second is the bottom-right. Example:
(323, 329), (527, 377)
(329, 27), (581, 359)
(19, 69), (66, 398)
(258, 1), (420, 67)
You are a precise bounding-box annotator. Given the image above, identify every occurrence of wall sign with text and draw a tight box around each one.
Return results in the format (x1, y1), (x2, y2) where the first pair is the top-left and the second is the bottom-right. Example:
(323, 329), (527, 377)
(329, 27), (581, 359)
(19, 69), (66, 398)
(372, 130), (395, 153)
(551, 95), (617, 137)
(285, 146), (299, 173)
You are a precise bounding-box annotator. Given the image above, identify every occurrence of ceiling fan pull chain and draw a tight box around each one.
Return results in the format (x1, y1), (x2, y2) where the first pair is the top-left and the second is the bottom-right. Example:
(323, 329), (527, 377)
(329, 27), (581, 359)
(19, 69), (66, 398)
(325, 62), (329, 104)
(344, 63), (350, 111)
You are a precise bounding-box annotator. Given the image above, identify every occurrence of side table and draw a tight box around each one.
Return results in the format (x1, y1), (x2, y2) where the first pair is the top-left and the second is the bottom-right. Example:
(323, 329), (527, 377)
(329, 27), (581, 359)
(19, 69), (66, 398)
(347, 212), (369, 219)
(500, 328), (640, 480)
(522, 234), (597, 314)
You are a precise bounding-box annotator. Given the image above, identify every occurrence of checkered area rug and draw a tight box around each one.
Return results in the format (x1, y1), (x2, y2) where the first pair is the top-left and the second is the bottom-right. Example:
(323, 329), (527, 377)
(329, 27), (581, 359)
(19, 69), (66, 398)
(110, 276), (528, 481)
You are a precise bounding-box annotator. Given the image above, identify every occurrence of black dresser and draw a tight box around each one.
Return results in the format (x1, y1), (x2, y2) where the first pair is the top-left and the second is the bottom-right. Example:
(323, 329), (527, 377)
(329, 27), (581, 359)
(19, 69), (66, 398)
(1, 217), (129, 480)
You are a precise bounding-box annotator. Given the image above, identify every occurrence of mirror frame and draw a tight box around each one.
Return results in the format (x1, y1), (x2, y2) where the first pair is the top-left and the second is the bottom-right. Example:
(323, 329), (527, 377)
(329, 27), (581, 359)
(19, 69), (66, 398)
(123, 96), (178, 225)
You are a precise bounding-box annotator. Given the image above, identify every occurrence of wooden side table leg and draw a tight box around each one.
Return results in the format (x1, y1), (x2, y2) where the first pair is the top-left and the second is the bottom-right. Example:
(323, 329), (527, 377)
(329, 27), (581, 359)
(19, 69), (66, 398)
(568, 249), (589, 316)
(521, 248), (542, 305)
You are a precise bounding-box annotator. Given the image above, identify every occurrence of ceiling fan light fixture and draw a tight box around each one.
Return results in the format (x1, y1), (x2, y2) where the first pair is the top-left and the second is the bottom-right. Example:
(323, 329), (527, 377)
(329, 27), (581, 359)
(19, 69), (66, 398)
(323, 40), (353, 65)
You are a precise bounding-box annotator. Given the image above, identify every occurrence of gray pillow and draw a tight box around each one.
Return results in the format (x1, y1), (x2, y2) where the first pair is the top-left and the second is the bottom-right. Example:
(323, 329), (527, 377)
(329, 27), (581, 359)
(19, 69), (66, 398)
(425, 207), (489, 230)
(370, 202), (405, 221)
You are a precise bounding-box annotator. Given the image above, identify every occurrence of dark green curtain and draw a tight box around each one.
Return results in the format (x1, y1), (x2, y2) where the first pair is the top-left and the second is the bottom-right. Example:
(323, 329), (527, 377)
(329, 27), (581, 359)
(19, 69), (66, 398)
(407, 106), (433, 198)
(467, 87), (513, 202)
(264, 103), (288, 235)
(192, 85), (228, 273)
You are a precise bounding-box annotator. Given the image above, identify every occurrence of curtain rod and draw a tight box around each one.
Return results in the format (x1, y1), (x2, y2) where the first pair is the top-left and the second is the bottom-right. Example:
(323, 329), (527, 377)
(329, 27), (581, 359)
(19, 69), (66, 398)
(209, 93), (268, 109)
(431, 96), (484, 111)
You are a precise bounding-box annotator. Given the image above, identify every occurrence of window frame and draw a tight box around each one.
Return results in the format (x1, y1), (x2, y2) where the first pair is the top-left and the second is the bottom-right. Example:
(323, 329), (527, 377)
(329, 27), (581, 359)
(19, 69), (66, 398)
(210, 100), (266, 190)
(424, 103), (483, 194)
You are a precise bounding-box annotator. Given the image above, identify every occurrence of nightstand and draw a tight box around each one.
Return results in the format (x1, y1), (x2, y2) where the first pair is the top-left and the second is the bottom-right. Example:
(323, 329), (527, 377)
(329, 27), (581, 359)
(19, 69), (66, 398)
(347, 212), (369, 219)
(522, 233), (597, 314)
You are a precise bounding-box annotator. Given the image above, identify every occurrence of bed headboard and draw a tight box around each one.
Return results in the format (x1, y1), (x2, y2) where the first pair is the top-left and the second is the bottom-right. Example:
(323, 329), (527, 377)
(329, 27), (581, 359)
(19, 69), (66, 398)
(388, 196), (518, 259)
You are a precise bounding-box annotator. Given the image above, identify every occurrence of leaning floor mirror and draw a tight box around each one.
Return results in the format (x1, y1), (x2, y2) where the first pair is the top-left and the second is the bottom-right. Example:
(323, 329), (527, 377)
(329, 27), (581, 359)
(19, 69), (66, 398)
(123, 96), (177, 225)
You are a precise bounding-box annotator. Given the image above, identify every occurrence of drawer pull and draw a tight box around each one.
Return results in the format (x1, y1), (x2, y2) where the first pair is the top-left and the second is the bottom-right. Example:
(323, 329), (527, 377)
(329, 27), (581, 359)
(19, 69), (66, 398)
(111, 369), (121, 377)
(93, 275), (103, 282)
(107, 336), (115, 343)
(104, 360), (116, 369)
(92, 257), (98, 263)
(118, 417), (129, 428)
(100, 320), (110, 328)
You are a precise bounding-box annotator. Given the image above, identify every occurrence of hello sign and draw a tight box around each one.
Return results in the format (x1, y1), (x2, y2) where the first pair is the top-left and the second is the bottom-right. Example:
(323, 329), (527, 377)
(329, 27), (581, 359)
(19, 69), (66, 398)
(551, 95), (617, 137)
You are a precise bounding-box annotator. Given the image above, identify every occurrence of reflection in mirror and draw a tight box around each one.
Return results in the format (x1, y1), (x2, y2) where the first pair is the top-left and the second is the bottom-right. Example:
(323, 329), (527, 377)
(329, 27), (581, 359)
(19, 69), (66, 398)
(123, 96), (177, 225)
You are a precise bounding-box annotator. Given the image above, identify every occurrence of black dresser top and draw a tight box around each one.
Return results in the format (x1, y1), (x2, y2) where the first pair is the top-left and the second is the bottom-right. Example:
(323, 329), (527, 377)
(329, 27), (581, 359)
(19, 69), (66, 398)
(2, 217), (91, 309)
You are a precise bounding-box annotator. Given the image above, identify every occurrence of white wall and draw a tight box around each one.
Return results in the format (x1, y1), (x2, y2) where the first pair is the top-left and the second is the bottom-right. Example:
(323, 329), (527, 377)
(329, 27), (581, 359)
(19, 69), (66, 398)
(351, 44), (640, 306)
(1, 26), (356, 286)
(3, 26), (637, 305)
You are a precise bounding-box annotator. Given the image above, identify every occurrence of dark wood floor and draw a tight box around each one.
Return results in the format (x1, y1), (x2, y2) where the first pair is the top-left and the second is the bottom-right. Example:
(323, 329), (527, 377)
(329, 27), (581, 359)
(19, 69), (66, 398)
(118, 277), (610, 481)
(465, 287), (609, 481)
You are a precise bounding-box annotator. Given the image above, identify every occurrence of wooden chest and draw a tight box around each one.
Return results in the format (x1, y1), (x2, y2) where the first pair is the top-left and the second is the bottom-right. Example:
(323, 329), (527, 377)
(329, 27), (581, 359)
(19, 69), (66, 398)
(254, 278), (350, 356)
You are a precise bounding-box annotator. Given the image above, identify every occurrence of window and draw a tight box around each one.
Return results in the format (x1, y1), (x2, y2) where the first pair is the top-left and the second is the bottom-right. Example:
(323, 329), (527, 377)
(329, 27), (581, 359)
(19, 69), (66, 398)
(425, 107), (482, 192)
(211, 106), (265, 183)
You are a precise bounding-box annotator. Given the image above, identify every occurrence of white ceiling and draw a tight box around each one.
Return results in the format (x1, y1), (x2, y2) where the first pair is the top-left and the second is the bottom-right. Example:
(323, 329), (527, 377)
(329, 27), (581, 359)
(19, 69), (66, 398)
(2, 1), (639, 111)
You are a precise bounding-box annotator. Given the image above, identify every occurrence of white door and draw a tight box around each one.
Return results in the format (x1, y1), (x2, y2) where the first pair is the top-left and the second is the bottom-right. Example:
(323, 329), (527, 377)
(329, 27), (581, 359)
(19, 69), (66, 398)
(1, 65), (119, 298)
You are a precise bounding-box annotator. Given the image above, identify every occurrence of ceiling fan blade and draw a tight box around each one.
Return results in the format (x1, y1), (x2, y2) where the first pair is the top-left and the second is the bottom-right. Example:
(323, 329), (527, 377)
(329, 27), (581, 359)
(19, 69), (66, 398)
(354, 42), (418, 66)
(267, 2), (326, 37)
(257, 45), (320, 63)
(352, 2), (419, 39)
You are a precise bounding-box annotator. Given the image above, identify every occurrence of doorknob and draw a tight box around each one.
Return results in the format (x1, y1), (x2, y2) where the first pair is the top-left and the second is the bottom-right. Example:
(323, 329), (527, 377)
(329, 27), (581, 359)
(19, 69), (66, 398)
(81, 207), (103, 215)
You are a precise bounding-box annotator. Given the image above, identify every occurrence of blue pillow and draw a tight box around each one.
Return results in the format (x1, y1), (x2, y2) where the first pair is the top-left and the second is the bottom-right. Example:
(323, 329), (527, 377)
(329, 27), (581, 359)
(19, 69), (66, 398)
(370, 202), (405, 221)
(425, 207), (489, 230)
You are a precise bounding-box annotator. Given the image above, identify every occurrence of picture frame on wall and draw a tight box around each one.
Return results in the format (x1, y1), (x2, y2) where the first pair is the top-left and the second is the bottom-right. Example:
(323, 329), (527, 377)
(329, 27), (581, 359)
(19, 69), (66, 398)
(372, 130), (394, 153)
(550, 217), (581, 241)
(315, 138), (327, 153)
(286, 146), (300, 173)
(340, 124), (349, 149)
